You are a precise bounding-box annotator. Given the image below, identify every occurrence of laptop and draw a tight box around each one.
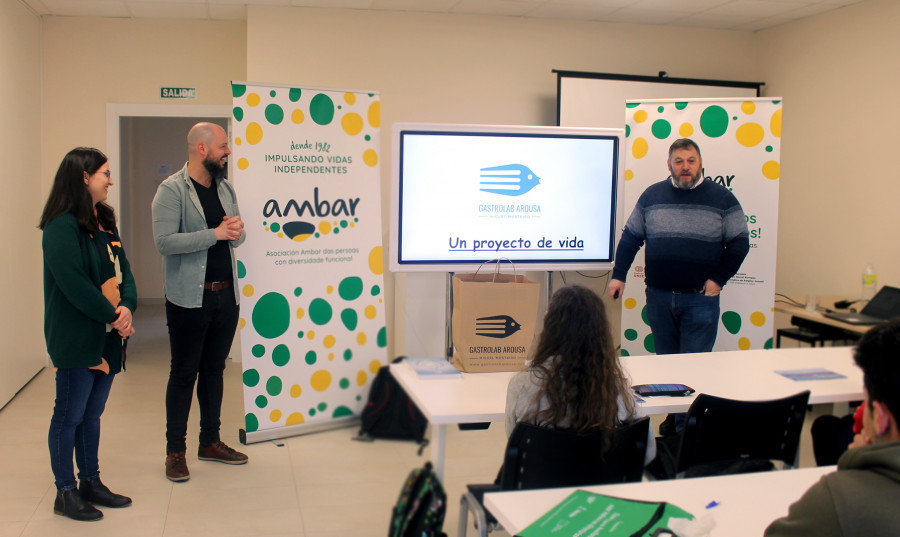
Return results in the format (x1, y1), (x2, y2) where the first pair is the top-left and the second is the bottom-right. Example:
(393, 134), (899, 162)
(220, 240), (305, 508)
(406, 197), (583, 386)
(823, 285), (900, 325)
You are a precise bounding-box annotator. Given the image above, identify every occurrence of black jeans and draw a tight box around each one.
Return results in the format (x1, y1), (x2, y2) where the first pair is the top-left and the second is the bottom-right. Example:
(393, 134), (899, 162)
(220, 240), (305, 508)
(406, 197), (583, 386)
(165, 290), (239, 453)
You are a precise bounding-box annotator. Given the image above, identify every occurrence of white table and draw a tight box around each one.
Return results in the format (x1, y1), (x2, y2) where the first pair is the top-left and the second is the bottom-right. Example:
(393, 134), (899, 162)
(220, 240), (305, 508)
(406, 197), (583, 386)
(484, 466), (835, 536)
(391, 347), (863, 479)
(624, 346), (863, 414)
(389, 360), (516, 480)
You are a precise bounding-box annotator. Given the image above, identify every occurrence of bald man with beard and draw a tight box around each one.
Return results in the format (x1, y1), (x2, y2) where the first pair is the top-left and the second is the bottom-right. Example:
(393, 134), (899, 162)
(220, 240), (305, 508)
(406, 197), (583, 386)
(152, 122), (248, 482)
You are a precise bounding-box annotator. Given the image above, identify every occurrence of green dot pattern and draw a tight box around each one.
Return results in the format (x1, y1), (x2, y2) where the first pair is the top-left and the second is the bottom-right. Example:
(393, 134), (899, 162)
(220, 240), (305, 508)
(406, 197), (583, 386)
(624, 329), (638, 341)
(700, 105), (729, 138)
(341, 308), (358, 331)
(252, 292), (291, 339)
(266, 376), (283, 396)
(310, 93), (335, 125)
(245, 413), (258, 432)
(651, 119), (671, 139)
(339, 277), (363, 300)
(265, 103), (284, 125)
(721, 311), (742, 335)
(243, 369), (260, 387)
(272, 344), (290, 366)
(252, 344), (265, 358)
(309, 298), (333, 325)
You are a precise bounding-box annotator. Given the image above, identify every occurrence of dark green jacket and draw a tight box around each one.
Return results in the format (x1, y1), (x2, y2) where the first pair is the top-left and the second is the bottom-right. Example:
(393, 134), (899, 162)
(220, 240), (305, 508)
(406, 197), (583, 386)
(42, 213), (137, 368)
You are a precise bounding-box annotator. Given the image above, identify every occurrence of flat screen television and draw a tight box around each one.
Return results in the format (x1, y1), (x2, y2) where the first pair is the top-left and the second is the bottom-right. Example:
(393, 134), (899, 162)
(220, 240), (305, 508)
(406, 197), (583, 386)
(389, 123), (624, 272)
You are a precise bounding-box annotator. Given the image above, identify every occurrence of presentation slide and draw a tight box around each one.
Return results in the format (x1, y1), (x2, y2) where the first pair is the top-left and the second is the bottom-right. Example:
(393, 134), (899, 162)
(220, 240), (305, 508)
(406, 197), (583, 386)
(393, 127), (620, 271)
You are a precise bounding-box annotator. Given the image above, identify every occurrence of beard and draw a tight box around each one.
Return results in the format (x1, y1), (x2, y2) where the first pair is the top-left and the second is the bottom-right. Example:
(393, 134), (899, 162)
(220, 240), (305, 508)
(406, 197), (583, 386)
(673, 170), (702, 190)
(203, 156), (227, 180)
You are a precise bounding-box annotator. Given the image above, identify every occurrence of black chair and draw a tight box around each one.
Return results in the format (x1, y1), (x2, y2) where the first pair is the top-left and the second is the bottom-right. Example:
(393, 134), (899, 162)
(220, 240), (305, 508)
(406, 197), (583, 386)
(670, 390), (810, 478)
(457, 417), (650, 537)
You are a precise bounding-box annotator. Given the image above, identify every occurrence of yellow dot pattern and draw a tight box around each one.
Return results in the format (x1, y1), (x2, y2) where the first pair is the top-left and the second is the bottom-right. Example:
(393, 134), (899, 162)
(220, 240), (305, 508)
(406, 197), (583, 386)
(307, 330), (315, 340)
(235, 138), (242, 145)
(770, 109), (782, 137)
(625, 170), (634, 181)
(738, 337), (751, 350)
(342, 113), (363, 136)
(319, 221), (332, 234)
(239, 318), (246, 329)
(364, 305), (376, 320)
(243, 285), (254, 297)
(310, 369), (332, 392)
(736, 123), (764, 147)
(357, 332), (367, 345)
(290, 384), (302, 398)
(631, 138), (648, 159)
(356, 370), (367, 387)
(741, 101), (756, 115)
(296, 308), (305, 319)
(247, 93), (260, 107)
(368, 246), (383, 275)
(344, 92), (356, 105)
(237, 158), (250, 170)
(246, 122), (263, 145)
(750, 311), (766, 327)
(286, 412), (305, 425)
(326, 285), (334, 294)
(762, 160), (780, 180)
(369, 360), (382, 374)
(368, 101), (381, 128)
(323, 335), (336, 348)
(270, 409), (282, 422)
(363, 149), (378, 167)
(291, 110), (305, 124)
(633, 110), (648, 123)
(679, 123), (694, 137)
(624, 298), (637, 310)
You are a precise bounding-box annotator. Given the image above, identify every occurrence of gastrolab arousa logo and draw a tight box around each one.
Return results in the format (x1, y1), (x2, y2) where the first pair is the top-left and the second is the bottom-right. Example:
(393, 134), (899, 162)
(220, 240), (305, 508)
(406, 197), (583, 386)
(475, 315), (522, 338)
(479, 164), (541, 196)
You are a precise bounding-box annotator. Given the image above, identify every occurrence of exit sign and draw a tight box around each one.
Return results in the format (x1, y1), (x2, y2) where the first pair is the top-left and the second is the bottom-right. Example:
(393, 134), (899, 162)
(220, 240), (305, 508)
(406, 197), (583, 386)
(160, 87), (197, 99)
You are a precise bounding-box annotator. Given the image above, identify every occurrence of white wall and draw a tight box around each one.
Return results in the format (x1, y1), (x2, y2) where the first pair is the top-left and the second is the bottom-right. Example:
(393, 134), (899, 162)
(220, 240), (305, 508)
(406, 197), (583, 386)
(759, 0), (900, 300)
(246, 6), (761, 357)
(0, 0), (45, 408)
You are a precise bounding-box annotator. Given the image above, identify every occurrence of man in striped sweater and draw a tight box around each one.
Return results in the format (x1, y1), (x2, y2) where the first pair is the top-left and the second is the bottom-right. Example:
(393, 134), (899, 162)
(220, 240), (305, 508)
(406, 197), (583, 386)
(608, 138), (750, 356)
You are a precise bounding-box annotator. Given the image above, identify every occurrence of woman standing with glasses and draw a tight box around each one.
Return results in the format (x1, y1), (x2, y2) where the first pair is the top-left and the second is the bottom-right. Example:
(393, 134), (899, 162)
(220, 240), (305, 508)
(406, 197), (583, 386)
(39, 147), (136, 521)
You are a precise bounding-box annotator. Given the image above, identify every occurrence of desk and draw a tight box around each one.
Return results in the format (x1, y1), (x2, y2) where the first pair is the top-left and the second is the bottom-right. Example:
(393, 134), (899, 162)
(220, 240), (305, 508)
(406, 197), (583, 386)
(484, 465), (834, 536)
(391, 347), (863, 479)
(389, 360), (516, 480)
(624, 346), (863, 415)
(774, 296), (869, 337)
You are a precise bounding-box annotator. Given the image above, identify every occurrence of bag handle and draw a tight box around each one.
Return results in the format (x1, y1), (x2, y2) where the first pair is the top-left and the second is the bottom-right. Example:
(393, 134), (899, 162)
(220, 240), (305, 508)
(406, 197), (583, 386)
(473, 258), (517, 282)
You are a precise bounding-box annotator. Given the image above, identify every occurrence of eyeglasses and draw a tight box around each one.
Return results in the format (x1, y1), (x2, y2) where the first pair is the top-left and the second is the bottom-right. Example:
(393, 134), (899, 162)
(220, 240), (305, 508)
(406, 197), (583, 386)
(94, 170), (111, 179)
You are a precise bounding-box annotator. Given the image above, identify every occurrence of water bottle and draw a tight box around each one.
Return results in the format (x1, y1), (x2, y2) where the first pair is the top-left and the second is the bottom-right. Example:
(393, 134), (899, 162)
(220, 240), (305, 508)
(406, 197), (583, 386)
(861, 262), (878, 301)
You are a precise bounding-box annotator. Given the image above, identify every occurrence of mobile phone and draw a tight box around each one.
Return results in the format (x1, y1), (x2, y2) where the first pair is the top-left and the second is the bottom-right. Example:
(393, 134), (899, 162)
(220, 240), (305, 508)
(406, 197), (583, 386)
(632, 383), (695, 397)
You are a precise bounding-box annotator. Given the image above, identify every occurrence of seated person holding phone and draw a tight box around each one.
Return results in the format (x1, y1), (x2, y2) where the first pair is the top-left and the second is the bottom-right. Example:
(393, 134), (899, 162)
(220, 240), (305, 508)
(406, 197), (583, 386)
(505, 285), (656, 465)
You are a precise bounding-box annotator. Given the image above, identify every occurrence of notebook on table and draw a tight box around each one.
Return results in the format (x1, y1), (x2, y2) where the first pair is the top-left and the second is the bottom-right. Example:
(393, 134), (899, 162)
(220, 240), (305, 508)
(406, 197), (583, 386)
(823, 285), (900, 325)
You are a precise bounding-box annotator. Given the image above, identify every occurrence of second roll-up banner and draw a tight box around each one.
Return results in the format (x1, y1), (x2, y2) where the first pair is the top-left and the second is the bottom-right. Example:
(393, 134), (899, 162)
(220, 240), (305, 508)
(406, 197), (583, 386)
(231, 82), (387, 443)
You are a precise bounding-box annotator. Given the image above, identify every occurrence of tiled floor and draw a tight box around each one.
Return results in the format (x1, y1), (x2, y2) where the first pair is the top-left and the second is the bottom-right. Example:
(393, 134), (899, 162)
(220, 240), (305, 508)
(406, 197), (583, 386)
(0, 304), (512, 537)
(0, 304), (831, 537)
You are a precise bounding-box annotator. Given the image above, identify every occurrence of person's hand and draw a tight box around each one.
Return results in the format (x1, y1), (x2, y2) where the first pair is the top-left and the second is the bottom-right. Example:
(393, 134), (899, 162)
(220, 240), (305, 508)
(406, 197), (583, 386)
(608, 279), (625, 300)
(702, 279), (721, 297)
(849, 430), (872, 450)
(89, 358), (110, 375)
(215, 216), (243, 241)
(111, 306), (132, 333)
(117, 325), (135, 338)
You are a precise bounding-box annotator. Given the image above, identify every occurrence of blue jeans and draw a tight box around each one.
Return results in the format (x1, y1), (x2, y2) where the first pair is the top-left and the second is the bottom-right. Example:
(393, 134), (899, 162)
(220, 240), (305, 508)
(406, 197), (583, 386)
(48, 368), (115, 491)
(165, 289), (239, 453)
(645, 286), (720, 355)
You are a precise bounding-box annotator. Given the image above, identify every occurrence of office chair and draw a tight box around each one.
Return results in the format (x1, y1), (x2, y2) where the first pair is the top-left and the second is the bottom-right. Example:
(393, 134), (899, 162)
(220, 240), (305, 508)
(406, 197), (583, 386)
(457, 417), (650, 537)
(673, 390), (811, 478)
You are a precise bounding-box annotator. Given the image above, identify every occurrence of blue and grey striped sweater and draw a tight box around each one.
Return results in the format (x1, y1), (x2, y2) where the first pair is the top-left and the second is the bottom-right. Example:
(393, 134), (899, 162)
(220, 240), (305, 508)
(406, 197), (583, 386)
(612, 179), (750, 291)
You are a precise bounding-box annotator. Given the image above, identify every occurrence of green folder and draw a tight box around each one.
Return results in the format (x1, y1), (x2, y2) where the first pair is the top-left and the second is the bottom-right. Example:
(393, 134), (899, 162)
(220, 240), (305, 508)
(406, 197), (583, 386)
(517, 489), (694, 537)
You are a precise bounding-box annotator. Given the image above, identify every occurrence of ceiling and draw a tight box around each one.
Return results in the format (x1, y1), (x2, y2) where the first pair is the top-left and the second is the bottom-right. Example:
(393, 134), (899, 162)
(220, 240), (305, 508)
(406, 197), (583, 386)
(21, 0), (866, 31)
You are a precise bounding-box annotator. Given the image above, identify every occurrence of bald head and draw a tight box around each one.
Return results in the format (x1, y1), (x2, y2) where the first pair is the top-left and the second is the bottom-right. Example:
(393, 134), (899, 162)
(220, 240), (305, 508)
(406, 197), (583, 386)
(187, 122), (230, 184)
(188, 122), (226, 156)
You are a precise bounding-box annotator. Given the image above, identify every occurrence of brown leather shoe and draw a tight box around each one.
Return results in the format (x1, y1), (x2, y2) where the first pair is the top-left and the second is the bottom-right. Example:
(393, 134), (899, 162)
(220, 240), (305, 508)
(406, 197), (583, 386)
(197, 441), (248, 465)
(165, 451), (190, 482)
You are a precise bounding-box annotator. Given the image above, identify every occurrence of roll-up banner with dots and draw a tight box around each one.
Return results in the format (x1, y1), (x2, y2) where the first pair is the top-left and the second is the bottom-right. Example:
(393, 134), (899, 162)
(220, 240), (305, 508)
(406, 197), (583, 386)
(620, 98), (782, 355)
(231, 82), (387, 442)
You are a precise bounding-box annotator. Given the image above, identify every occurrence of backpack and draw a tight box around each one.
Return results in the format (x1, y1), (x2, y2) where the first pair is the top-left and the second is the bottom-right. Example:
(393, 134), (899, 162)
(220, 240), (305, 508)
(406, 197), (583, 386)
(356, 357), (429, 454)
(388, 462), (448, 537)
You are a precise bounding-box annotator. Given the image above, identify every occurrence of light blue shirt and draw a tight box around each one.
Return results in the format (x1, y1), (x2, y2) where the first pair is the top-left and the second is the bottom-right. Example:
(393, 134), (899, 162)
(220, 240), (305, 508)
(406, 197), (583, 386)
(151, 163), (245, 308)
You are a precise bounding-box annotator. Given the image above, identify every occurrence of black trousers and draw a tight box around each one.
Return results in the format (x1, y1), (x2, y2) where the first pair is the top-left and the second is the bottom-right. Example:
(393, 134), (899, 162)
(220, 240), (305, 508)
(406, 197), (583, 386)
(165, 290), (239, 453)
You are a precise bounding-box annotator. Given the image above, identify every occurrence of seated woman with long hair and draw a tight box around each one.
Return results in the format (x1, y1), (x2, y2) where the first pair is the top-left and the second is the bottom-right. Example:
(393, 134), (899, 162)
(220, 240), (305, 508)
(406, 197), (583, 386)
(505, 285), (655, 465)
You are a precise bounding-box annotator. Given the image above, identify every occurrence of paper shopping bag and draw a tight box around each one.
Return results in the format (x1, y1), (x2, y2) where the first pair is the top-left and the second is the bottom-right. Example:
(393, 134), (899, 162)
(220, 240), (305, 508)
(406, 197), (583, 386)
(450, 268), (540, 373)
